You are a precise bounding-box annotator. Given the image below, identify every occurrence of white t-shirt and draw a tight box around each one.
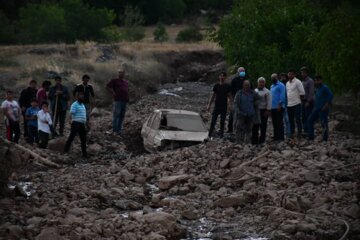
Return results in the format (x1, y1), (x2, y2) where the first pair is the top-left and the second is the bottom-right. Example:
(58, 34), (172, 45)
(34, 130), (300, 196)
(286, 78), (305, 107)
(1, 100), (20, 121)
(37, 110), (52, 134)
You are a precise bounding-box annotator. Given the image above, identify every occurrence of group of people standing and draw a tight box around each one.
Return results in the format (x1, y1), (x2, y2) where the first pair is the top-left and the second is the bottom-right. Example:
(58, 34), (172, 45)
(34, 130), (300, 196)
(1, 68), (129, 158)
(207, 66), (334, 144)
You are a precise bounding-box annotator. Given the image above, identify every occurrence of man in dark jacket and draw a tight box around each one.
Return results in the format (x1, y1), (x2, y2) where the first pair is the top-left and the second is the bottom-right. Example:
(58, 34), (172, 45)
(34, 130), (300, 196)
(228, 67), (252, 133)
(19, 79), (37, 138)
(73, 74), (95, 121)
(48, 76), (69, 136)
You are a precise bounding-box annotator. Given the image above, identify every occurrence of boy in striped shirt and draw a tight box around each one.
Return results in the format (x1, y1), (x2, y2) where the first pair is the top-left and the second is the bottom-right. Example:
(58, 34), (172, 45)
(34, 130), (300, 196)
(64, 92), (87, 158)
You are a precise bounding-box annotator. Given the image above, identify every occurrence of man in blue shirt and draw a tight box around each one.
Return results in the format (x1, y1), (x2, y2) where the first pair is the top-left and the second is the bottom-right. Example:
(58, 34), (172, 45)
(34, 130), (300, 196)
(64, 92), (87, 158)
(307, 76), (333, 141)
(270, 73), (286, 141)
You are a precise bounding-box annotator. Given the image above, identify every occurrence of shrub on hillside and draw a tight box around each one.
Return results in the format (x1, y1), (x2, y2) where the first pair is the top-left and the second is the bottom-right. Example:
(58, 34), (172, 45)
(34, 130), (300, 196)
(153, 23), (169, 42)
(176, 26), (203, 43)
(101, 25), (123, 42)
(0, 11), (16, 44)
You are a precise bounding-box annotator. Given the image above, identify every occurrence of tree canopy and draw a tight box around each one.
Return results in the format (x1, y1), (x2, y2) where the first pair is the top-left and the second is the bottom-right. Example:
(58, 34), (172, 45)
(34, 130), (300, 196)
(215, 0), (360, 94)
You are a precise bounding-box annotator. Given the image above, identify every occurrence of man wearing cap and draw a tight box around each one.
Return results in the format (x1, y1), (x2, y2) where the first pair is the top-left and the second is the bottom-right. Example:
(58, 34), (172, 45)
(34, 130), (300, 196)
(48, 76), (69, 136)
(228, 67), (247, 133)
(106, 68), (129, 136)
(19, 79), (37, 138)
(300, 66), (314, 136)
(286, 69), (305, 139)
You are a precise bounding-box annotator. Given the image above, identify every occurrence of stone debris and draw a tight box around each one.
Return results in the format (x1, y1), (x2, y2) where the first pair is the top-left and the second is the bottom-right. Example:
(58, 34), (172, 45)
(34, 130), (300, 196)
(0, 82), (359, 240)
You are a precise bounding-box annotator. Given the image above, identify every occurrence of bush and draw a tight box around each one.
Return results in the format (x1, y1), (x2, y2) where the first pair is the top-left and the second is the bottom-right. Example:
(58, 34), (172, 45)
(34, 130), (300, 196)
(153, 23), (169, 42)
(101, 25), (123, 42)
(176, 26), (203, 42)
(0, 11), (15, 44)
(121, 27), (145, 42)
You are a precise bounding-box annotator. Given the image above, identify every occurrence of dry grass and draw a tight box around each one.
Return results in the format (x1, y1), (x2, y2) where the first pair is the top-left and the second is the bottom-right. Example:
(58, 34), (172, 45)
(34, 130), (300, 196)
(0, 33), (222, 104)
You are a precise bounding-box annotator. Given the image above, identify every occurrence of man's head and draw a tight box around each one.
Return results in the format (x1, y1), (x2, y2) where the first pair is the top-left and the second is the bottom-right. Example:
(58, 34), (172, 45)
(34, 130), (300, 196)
(288, 69), (296, 80)
(219, 71), (227, 83)
(314, 75), (323, 87)
(31, 98), (38, 108)
(82, 74), (90, 85)
(6, 90), (14, 100)
(41, 101), (49, 111)
(77, 91), (85, 103)
(29, 79), (37, 89)
(54, 76), (62, 85)
(118, 67), (125, 79)
(300, 66), (309, 79)
(238, 67), (246, 78)
(243, 80), (251, 91)
(280, 73), (288, 83)
(257, 77), (266, 89)
(271, 73), (278, 83)
(42, 80), (51, 91)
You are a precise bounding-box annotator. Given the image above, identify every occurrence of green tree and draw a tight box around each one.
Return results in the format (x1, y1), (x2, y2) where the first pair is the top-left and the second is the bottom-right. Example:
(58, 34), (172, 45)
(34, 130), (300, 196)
(0, 11), (16, 44)
(309, 3), (360, 94)
(17, 4), (67, 43)
(153, 22), (169, 42)
(216, 0), (324, 80)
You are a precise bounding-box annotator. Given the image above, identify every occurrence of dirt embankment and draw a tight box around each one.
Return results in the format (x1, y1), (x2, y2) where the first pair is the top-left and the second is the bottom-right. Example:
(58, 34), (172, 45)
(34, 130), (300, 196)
(0, 81), (359, 240)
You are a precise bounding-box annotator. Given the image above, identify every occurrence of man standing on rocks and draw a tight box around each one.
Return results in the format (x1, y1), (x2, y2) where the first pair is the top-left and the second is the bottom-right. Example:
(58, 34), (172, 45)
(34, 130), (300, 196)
(228, 67), (247, 133)
(307, 76), (333, 141)
(233, 80), (259, 144)
(19, 79), (37, 139)
(73, 74), (95, 122)
(300, 66), (315, 136)
(64, 92), (87, 158)
(286, 69), (305, 139)
(106, 68), (129, 136)
(270, 73), (286, 141)
(207, 71), (232, 138)
(252, 77), (272, 145)
(48, 76), (69, 136)
(1, 90), (21, 143)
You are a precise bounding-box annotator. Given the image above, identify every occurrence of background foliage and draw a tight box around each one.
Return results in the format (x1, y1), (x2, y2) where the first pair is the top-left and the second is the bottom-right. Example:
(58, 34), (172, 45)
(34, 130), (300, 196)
(215, 0), (360, 94)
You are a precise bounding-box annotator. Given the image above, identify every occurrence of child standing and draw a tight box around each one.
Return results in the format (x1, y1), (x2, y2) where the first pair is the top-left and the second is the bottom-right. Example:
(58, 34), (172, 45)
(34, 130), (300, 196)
(1, 90), (21, 143)
(25, 99), (40, 144)
(37, 101), (52, 148)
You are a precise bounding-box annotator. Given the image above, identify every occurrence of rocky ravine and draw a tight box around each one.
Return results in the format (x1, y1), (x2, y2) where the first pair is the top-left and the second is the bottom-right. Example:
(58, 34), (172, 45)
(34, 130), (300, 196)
(0, 82), (359, 240)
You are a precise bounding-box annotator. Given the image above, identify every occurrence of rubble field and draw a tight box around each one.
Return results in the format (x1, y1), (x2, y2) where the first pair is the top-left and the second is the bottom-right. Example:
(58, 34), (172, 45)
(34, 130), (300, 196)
(0, 82), (359, 240)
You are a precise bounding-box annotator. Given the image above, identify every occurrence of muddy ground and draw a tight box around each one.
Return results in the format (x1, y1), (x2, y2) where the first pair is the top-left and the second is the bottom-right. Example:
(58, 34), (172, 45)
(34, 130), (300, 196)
(0, 82), (359, 240)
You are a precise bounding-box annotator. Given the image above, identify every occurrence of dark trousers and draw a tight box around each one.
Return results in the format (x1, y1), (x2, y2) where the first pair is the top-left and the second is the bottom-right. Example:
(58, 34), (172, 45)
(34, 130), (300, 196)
(27, 125), (38, 143)
(209, 108), (226, 137)
(287, 104), (302, 138)
(307, 109), (329, 141)
(302, 101), (314, 134)
(252, 109), (268, 144)
(6, 120), (20, 143)
(271, 109), (284, 141)
(38, 130), (49, 148)
(64, 121), (87, 156)
(22, 112), (28, 137)
(52, 109), (66, 135)
(228, 110), (234, 133)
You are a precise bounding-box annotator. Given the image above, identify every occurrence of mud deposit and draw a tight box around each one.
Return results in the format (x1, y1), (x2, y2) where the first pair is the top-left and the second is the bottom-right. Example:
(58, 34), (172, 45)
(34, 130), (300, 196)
(1, 82), (359, 240)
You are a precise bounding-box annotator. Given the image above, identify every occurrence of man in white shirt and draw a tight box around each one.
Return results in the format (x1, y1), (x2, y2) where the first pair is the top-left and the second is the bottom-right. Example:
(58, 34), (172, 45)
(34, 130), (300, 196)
(252, 77), (272, 144)
(1, 90), (21, 143)
(286, 69), (305, 139)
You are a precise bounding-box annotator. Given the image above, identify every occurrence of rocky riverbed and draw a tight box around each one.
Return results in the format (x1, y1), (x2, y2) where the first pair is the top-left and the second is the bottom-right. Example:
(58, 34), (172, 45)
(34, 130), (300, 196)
(0, 82), (359, 240)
